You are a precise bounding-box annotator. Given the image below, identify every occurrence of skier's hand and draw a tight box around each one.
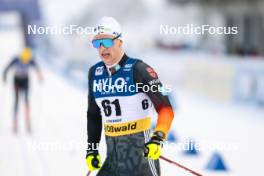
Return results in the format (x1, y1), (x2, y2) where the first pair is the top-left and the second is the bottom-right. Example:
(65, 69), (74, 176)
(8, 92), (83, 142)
(144, 131), (165, 160)
(86, 151), (102, 171)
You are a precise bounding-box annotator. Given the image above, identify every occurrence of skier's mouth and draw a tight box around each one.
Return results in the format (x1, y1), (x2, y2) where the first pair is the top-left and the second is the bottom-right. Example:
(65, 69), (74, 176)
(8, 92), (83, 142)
(101, 53), (110, 58)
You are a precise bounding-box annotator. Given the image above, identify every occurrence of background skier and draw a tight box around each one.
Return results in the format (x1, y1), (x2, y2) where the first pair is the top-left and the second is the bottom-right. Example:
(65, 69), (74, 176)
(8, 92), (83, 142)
(3, 47), (43, 134)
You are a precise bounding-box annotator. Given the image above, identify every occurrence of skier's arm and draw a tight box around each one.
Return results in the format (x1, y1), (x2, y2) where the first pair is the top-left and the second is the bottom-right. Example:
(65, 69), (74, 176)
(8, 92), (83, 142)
(134, 61), (174, 138)
(3, 58), (17, 82)
(87, 67), (102, 154)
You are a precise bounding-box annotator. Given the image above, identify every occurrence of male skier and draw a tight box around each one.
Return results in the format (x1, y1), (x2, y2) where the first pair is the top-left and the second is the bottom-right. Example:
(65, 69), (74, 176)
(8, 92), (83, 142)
(3, 47), (42, 134)
(86, 17), (174, 176)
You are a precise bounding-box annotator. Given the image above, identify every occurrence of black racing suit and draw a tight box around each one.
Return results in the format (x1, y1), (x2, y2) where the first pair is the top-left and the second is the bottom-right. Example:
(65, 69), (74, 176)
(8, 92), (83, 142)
(87, 54), (173, 176)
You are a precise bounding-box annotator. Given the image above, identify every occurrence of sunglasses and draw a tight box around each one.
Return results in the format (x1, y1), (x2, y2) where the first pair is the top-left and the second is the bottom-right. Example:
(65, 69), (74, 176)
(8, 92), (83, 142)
(92, 34), (121, 49)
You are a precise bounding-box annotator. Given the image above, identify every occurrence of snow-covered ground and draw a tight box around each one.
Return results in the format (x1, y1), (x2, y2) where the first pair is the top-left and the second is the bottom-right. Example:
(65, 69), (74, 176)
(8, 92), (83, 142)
(1, 45), (264, 176)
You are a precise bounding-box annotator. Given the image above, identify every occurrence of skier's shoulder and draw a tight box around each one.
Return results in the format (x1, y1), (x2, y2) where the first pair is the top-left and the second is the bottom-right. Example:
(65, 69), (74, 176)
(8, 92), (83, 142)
(124, 56), (145, 70)
(12, 57), (20, 64)
(132, 58), (154, 73)
(6, 57), (20, 67)
(126, 56), (141, 63)
(124, 56), (156, 76)
(132, 57), (159, 83)
(29, 58), (36, 65)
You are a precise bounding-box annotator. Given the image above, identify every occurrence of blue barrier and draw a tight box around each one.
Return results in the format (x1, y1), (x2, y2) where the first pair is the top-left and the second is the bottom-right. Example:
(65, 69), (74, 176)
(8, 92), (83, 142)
(206, 152), (228, 171)
(183, 139), (198, 155)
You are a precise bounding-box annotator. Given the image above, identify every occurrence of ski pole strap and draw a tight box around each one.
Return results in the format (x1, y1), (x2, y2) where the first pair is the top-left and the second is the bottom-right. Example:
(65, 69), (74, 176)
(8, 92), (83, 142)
(160, 155), (203, 176)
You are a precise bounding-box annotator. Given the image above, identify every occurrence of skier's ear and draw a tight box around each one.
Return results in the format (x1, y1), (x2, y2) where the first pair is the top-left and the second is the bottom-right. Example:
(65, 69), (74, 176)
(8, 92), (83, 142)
(117, 40), (123, 48)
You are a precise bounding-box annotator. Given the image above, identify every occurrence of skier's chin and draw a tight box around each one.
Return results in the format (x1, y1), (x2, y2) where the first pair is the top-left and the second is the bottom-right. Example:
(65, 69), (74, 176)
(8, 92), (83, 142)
(102, 56), (113, 65)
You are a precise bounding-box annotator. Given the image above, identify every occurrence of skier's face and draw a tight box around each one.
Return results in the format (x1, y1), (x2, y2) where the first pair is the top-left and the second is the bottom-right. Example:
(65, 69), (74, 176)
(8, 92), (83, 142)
(93, 34), (123, 65)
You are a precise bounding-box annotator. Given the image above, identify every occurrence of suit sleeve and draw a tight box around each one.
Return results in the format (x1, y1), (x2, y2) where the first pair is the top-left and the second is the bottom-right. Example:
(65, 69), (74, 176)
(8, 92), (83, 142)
(87, 67), (102, 154)
(134, 61), (174, 137)
(3, 58), (17, 80)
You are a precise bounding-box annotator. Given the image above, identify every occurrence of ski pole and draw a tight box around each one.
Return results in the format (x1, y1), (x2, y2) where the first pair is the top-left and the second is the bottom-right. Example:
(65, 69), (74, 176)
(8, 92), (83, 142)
(160, 155), (203, 176)
(86, 171), (91, 176)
